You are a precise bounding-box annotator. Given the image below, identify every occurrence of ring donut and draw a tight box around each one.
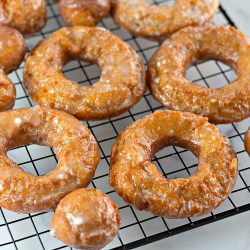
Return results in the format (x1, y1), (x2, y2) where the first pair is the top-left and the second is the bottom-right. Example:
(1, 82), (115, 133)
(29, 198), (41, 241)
(59, 0), (111, 27)
(244, 127), (250, 155)
(112, 0), (219, 40)
(0, 0), (47, 34)
(0, 106), (99, 213)
(51, 188), (121, 250)
(109, 110), (237, 218)
(148, 26), (250, 124)
(24, 26), (146, 120)
(0, 25), (26, 111)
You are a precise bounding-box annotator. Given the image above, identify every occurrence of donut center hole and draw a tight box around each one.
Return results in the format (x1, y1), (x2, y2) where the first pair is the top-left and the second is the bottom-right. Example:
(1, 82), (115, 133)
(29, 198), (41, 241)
(153, 146), (198, 179)
(186, 59), (237, 89)
(148, 0), (175, 6)
(7, 144), (57, 176)
(62, 60), (101, 86)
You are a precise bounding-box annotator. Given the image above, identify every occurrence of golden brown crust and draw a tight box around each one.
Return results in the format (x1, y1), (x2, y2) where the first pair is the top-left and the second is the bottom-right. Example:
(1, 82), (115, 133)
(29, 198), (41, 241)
(112, 0), (219, 41)
(0, 0), (47, 34)
(244, 128), (250, 155)
(109, 110), (238, 218)
(59, 0), (111, 26)
(0, 106), (100, 213)
(0, 26), (26, 73)
(148, 26), (250, 124)
(51, 188), (121, 250)
(24, 26), (146, 120)
(0, 25), (26, 111)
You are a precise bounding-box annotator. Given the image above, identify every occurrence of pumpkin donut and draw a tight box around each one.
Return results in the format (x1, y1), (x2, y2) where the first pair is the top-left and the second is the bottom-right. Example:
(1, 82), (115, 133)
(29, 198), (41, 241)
(0, 25), (26, 111)
(0, 106), (99, 213)
(59, 0), (111, 27)
(109, 110), (238, 218)
(0, 0), (47, 34)
(148, 26), (250, 124)
(51, 188), (121, 250)
(24, 26), (146, 120)
(112, 0), (219, 41)
(244, 127), (250, 155)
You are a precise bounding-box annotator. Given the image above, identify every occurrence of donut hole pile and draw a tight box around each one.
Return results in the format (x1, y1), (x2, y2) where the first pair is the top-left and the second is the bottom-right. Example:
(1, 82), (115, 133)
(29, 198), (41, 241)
(154, 145), (199, 179)
(186, 59), (237, 89)
(62, 59), (102, 86)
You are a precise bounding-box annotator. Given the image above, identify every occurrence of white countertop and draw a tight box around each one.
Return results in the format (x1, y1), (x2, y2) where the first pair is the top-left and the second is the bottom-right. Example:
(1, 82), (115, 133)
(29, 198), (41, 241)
(136, 1), (250, 249)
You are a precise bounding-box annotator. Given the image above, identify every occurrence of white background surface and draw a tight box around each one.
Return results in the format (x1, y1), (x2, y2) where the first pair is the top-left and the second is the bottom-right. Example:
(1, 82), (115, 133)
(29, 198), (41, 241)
(136, 1), (250, 249)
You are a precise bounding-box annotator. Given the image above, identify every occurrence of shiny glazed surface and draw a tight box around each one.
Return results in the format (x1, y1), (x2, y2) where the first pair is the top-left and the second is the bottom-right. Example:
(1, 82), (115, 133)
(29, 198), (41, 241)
(0, 25), (26, 111)
(24, 26), (146, 120)
(59, 0), (111, 26)
(244, 127), (250, 155)
(0, 0), (47, 34)
(51, 188), (121, 250)
(0, 106), (100, 213)
(109, 110), (238, 218)
(148, 26), (250, 124)
(112, 0), (219, 40)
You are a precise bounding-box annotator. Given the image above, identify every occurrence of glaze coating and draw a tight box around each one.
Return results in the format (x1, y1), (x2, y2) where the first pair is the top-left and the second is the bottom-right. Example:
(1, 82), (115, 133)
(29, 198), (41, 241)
(112, 0), (219, 40)
(0, 0), (47, 34)
(244, 128), (250, 155)
(24, 26), (146, 120)
(0, 106), (100, 213)
(59, 0), (111, 26)
(109, 110), (238, 218)
(51, 188), (121, 250)
(0, 25), (26, 111)
(148, 26), (250, 124)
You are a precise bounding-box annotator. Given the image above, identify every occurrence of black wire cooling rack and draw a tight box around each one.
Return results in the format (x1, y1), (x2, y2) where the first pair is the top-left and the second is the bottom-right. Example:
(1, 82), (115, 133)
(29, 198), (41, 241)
(0, 1), (249, 250)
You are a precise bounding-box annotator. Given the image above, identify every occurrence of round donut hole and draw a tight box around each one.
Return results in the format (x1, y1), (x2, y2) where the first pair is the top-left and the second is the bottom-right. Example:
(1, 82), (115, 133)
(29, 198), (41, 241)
(148, 0), (175, 6)
(62, 60), (102, 86)
(154, 146), (198, 179)
(7, 144), (57, 176)
(186, 59), (237, 89)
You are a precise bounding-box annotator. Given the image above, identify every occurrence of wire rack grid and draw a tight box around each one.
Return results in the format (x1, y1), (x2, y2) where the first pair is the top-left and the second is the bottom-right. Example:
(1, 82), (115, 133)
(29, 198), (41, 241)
(0, 1), (249, 250)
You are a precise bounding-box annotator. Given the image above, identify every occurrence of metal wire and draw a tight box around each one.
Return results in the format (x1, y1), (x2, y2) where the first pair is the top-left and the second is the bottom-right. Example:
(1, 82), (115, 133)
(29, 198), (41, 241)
(0, 1), (249, 250)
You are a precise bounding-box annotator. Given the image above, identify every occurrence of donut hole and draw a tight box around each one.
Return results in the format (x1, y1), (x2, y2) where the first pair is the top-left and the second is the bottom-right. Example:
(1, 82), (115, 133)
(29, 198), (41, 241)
(7, 144), (57, 176)
(62, 60), (102, 86)
(154, 144), (198, 179)
(148, 0), (175, 6)
(186, 59), (237, 89)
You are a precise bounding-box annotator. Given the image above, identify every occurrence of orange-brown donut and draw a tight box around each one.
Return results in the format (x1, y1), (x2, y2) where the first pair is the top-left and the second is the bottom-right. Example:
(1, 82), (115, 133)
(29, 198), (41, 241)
(51, 188), (121, 250)
(109, 110), (238, 218)
(0, 106), (99, 213)
(0, 25), (26, 111)
(244, 127), (250, 155)
(0, 0), (47, 34)
(59, 0), (111, 26)
(112, 0), (219, 41)
(24, 26), (146, 120)
(148, 26), (250, 124)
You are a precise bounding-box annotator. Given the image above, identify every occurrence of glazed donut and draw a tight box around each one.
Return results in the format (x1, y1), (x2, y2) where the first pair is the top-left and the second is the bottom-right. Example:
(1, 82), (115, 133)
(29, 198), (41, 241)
(0, 106), (99, 213)
(0, 0), (47, 34)
(244, 128), (250, 155)
(109, 110), (238, 218)
(112, 0), (219, 41)
(148, 26), (250, 124)
(51, 188), (121, 250)
(59, 0), (111, 27)
(0, 25), (26, 111)
(24, 26), (146, 120)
